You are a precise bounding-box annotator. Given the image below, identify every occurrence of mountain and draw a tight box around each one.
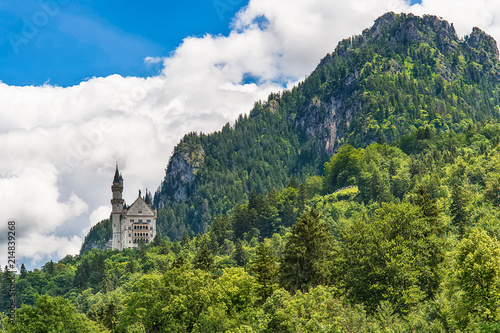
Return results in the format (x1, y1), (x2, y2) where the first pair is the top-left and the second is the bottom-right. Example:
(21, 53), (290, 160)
(82, 12), (500, 250)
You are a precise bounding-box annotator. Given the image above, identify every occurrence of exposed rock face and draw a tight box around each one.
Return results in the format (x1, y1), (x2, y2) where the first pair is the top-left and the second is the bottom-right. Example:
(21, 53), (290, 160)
(466, 27), (499, 63)
(155, 141), (204, 207)
(166, 152), (200, 201)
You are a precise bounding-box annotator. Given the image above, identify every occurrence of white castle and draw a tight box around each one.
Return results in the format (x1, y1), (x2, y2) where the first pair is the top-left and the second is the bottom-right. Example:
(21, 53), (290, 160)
(111, 165), (157, 250)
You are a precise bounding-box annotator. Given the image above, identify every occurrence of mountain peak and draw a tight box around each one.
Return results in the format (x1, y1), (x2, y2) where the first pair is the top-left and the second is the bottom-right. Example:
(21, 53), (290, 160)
(367, 13), (459, 52)
(466, 26), (499, 60)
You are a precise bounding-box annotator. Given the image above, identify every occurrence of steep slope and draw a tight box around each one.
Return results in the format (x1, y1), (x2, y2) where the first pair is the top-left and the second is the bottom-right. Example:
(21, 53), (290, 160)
(299, 12), (500, 151)
(82, 12), (500, 249)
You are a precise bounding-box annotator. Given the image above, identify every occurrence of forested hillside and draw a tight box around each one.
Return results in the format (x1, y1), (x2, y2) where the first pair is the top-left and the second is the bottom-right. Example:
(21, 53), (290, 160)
(151, 11), (500, 242)
(8, 12), (500, 332)
(82, 12), (500, 248)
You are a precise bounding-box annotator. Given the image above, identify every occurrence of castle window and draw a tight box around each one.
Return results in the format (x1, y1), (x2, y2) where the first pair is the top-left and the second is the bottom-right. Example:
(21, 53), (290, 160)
(139, 210), (142, 214)
(147, 219), (151, 223)
(130, 219), (134, 222)
(139, 219), (143, 223)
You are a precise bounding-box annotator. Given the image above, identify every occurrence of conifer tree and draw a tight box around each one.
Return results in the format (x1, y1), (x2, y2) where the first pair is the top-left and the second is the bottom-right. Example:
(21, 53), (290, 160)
(45, 260), (55, 275)
(280, 209), (332, 292)
(233, 239), (249, 267)
(451, 181), (468, 236)
(194, 244), (215, 273)
(171, 254), (188, 269)
(126, 255), (136, 274)
(251, 242), (278, 302)
(20, 264), (27, 279)
(415, 184), (440, 227)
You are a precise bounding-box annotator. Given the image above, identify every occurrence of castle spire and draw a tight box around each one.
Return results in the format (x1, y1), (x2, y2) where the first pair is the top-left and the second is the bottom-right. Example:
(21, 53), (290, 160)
(113, 163), (122, 183)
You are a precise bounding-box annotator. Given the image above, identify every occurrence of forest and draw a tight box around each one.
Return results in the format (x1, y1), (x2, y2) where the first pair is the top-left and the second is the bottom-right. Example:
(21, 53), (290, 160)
(6, 123), (500, 331)
(5, 12), (500, 332)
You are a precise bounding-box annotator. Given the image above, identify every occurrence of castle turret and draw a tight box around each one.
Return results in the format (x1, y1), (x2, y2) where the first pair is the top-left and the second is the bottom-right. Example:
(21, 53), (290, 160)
(111, 164), (124, 250)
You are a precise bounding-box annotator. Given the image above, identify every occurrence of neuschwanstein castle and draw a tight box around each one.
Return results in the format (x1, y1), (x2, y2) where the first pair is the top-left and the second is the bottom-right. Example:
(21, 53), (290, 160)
(110, 165), (157, 250)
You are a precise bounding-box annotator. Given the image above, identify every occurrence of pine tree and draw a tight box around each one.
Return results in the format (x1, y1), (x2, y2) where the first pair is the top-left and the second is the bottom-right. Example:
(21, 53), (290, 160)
(20, 264), (27, 279)
(415, 184), (440, 227)
(45, 260), (55, 275)
(0, 266), (12, 312)
(257, 199), (279, 239)
(126, 255), (136, 274)
(233, 239), (249, 267)
(451, 181), (468, 236)
(251, 242), (278, 302)
(171, 255), (188, 269)
(194, 244), (215, 273)
(280, 209), (332, 292)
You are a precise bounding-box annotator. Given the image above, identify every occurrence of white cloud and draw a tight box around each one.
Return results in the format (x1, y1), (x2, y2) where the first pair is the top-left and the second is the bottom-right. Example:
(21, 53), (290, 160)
(410, 0), (500, 40)
(144, 56), (163, 65)
(2, 0), (500, 269)
(89, 205), (111, 229)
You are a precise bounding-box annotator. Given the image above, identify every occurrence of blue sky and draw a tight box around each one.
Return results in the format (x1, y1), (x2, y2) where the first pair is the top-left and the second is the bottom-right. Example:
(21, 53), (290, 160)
(0, 0), (249, 86)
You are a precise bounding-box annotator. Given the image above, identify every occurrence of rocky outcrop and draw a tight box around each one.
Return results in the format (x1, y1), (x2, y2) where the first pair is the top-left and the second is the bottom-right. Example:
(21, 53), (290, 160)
(155, 140), (205, 207)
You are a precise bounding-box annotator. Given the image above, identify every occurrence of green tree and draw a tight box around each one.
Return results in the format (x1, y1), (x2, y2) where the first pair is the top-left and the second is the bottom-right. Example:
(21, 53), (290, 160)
(194, 244), (215, 273)
(280, 209), (332, 292)
(7, 295), (106, 332)
(171, 254), (189, 269)
(233, 239), (249, 267)
(19, 264), (27, 279)
(454, 228), (500, 325)
(450, 181), (469, 236)
(126, 255), (137, 274)
(338, 203), (444, 314)
(414, 185), (445, 297)
(323, 145), (364, 193)
(251, 242), (279, 302)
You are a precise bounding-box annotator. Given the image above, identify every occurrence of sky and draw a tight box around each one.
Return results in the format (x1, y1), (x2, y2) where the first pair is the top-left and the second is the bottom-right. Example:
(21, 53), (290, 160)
(2, 0), (500, 270)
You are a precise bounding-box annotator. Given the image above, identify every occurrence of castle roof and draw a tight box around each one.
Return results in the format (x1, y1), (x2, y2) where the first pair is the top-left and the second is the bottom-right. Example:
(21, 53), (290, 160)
(113, 164), (123, 183)
(125, 193), (156, 218)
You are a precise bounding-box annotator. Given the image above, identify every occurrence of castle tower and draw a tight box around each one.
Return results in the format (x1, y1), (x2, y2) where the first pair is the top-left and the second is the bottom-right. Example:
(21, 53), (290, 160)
(111, 164), (124, 250)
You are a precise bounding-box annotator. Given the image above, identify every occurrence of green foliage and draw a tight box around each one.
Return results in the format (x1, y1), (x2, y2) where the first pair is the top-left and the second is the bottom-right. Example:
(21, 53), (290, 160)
(264, 286), (369, 332)
(7, 295), (106, 332)
(324, 145), (364, 192)
(80, 219), (112, 254)
(337, 202), (445, 314)
(280, 209), (332, 293)
(454, 228), (500, 325)
(194, 244), (215, 273)
(250, 242), (279, 302)
(233, 239), (249, 267)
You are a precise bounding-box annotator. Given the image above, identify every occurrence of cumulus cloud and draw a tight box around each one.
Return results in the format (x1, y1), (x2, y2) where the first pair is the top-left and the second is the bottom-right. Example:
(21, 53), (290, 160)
(410, 0), (500, 40)
(2, 0), (500, 269)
